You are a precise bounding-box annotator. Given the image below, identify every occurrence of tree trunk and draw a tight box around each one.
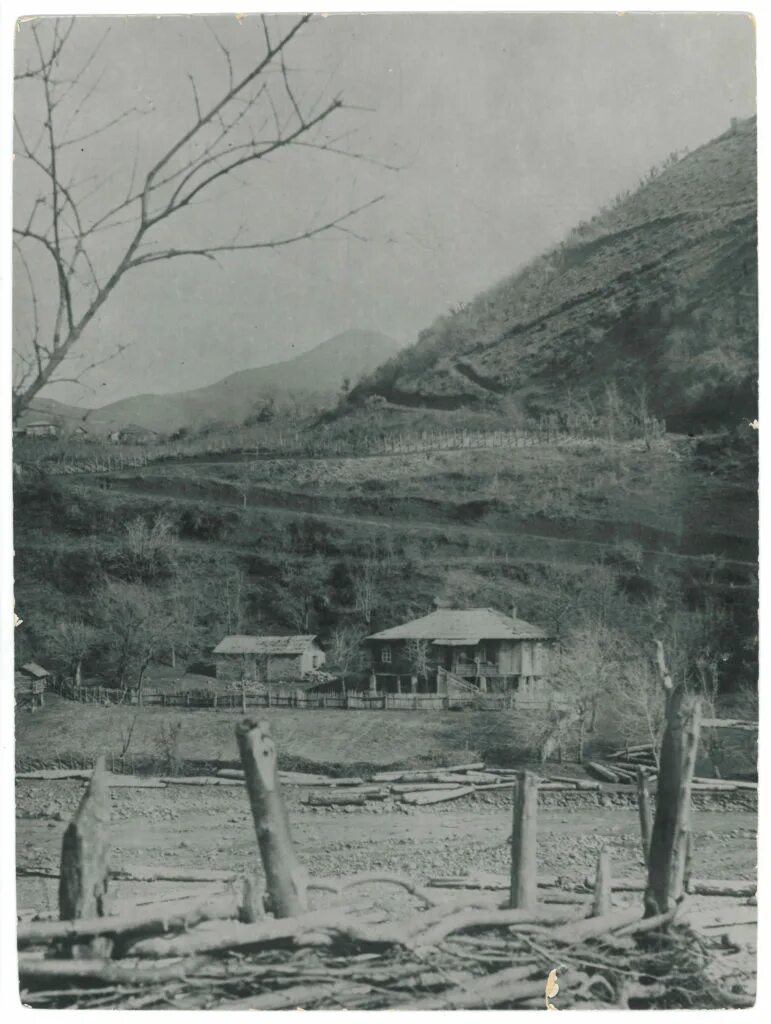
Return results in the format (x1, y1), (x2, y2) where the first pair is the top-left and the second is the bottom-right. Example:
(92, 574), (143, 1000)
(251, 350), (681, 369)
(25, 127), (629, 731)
(236, 718), (307, 918)
(509, 771), (538, 910)
(644, 688), (701, 917)
(58, 756), (111, 957)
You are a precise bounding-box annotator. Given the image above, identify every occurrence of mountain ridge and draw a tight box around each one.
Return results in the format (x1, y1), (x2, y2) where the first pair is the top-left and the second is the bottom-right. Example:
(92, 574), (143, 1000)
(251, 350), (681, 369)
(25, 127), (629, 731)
(351, 117), (757, 433)
(26, 329), (403, 435)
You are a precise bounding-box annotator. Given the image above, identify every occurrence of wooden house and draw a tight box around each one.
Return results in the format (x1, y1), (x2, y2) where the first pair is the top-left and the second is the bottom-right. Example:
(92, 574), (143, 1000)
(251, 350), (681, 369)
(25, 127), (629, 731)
(212, 635), (326, 685)
(365, 606), (553, 696)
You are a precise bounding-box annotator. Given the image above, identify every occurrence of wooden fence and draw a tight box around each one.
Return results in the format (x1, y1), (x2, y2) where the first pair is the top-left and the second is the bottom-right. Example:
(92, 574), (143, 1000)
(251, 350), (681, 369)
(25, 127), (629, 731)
(48, 677), (558, 713)
(19, 421), (647, 476)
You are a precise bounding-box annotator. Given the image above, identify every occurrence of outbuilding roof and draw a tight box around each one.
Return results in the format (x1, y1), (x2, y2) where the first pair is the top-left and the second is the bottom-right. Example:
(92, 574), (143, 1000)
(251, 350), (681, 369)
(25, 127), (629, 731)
(19, 661), (52, 678)
(367, 608), (550, 643)
(213, 635), (319, 656)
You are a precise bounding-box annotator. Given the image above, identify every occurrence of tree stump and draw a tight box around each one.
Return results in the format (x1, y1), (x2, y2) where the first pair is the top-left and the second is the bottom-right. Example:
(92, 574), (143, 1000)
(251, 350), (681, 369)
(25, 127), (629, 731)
(509, 771), (538, 910)
(644, 688), (701, 917)
(58, 756), (111, 956)
(236, 718), (308, 918)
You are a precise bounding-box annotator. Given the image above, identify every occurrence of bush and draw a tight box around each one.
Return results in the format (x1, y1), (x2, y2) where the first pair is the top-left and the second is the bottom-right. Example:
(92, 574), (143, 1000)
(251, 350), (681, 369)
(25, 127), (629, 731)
(179, 505), (239, 541)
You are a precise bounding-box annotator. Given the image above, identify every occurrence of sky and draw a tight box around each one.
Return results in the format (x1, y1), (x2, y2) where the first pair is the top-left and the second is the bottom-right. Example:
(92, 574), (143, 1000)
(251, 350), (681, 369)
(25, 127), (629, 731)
(13, 12), (756, 407)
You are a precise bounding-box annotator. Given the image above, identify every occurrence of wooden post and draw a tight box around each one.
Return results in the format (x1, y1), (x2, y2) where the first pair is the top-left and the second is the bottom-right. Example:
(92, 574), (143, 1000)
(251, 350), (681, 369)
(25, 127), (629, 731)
(235, 718), (308, 918)
(509, 770), (538, 910)
(636, 767), (653, 864)
(592, 847), (612, 916)
(59, 756), (111, 956)
(644, 687), (701, 917)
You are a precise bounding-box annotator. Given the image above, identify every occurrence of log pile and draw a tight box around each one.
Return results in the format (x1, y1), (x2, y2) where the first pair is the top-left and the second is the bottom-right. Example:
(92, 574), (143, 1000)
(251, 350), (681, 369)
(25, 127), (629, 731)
(15, 693), (753, 1010)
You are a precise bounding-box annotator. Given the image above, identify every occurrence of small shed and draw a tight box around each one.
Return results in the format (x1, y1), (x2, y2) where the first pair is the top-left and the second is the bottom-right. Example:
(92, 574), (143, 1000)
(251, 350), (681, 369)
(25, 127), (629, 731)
(213, 635), (325, 685)
(15, 662), (51, 709)
(20, 421), (59, 438)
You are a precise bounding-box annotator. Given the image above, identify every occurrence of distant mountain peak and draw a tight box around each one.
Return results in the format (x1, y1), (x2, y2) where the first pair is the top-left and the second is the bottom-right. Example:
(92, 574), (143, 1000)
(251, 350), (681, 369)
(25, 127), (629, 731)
(26, 329), (403, 435)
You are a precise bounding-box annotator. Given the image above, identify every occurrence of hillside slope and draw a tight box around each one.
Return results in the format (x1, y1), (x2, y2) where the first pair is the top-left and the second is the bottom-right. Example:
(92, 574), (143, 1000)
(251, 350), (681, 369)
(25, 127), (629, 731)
(27, 329), (402, 435)
(353, 118), (757, 432)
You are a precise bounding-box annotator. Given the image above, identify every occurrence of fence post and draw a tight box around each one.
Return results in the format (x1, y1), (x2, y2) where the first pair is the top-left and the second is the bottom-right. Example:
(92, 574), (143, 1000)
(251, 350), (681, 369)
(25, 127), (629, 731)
(636, 767), (653, 863)
(236, 718), (308, 918)
(509, 770), (538, 910)
(644, 687), (701, 917)
(592, 846), (612, 916)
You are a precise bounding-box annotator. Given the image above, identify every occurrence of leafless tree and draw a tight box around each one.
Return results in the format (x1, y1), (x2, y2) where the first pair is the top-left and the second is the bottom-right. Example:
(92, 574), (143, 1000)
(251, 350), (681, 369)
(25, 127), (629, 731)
(44, 619), (97, 686)
(328, 624), (366, 693)
(405, 637), (431, 682)
(13, 15), (384, 420)
(353, 558), (380, 627)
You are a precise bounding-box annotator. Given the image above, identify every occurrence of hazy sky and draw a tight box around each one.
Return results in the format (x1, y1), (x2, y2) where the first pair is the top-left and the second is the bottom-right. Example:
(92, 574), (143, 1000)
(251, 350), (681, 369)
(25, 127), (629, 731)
(13, 12), (756, 407)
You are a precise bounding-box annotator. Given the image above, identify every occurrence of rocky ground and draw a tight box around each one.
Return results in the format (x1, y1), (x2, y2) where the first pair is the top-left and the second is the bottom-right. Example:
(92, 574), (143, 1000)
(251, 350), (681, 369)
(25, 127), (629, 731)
(16, 779), (757, 1004)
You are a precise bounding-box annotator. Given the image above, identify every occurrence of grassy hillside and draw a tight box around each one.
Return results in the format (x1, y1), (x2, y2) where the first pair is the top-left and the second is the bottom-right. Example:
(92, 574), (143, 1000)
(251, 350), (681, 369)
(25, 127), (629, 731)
(14, 428), (757, 703)
(351, 118), (757, 433)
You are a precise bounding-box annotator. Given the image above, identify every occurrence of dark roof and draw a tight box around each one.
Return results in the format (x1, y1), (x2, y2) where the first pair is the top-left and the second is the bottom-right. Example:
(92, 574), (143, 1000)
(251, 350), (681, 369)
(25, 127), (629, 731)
(367, 608), (550, 642)
(213, 635), (319, 655)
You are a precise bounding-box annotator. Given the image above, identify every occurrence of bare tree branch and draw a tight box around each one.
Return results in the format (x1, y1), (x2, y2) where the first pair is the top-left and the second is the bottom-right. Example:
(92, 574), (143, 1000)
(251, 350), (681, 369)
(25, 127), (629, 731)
(12, 14), (383, 421)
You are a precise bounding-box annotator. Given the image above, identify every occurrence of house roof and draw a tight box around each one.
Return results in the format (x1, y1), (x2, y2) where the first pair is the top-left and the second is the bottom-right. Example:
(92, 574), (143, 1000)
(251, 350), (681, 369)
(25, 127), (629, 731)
(19, 661), (51, 678)
(213, 635), (319, 656)
(367, 608), (551, 643)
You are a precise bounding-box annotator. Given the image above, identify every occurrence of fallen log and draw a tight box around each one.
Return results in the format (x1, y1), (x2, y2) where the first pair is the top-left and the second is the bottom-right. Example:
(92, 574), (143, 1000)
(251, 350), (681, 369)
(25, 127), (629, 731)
(17, 956), (204, 986)
(16, 769), (93, 780)
(693, 777), (756, 791)
(550, 905), (641, 944)
(304, 792), (366, 807)
(160, 776), (242, 786)
(389, 782), (464, 793)
(17, 863), (239, 883)
(401, 785), (475, 805)
(16, 771), (167, 788)
(127, 907), (375, 958)
(686, 879), (757, 898)
(579, 876), (756, 898)
(585, 762), (620, 783)
(414, 905), (582, 948)
(547, 776), (600, 791)
(218, 769), (361, 786)
(222, 981), (373, 1011)
(608, 743), (655, 758)
(373, 762), (484, 782)
(113, 865), (237, 883)
(407, 965), (550, 1010)
(427, 873), (559, 891)
(701, 719), (758, 730)
(17, 892), (240, 949)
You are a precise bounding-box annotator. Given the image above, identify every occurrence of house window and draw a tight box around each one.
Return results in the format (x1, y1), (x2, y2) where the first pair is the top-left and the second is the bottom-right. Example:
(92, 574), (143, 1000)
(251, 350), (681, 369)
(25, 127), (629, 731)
(380, 647), (392, 664)
(478, 646), (488, 664)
